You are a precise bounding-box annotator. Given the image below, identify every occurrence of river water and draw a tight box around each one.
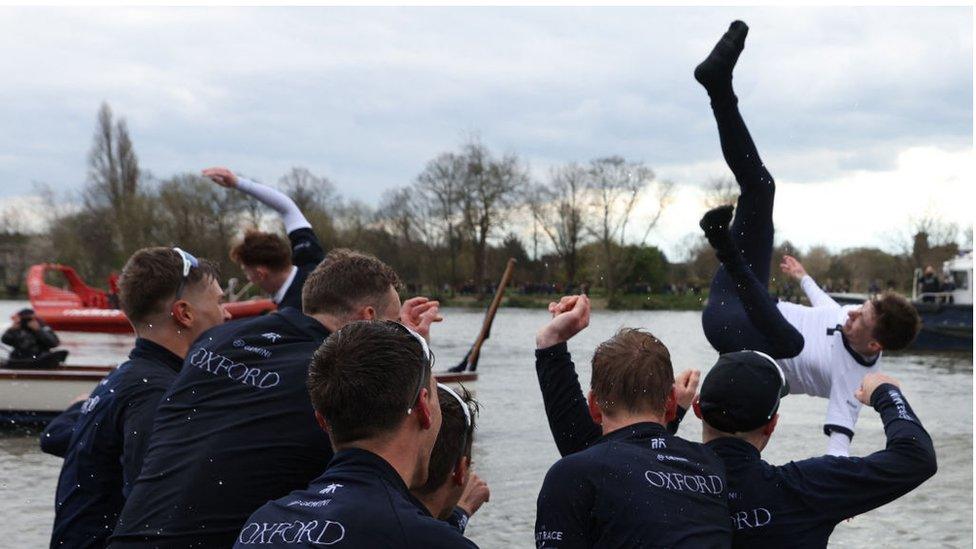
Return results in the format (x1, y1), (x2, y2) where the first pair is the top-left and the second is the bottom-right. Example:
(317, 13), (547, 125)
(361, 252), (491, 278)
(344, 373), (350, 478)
(1, 302), (971, 548)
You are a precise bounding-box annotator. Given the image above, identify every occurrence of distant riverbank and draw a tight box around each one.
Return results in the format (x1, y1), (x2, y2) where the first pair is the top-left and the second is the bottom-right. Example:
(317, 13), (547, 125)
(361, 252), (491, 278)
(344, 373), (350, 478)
(433, 292), (708, 311)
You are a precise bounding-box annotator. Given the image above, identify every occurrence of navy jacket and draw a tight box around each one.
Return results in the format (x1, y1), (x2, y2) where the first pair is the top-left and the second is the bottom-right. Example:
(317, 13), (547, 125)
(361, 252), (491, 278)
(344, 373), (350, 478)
(708, 383), (937, 548)
(40, 400), (83, 457)
(278, 227), (325, 310)
(534, 343), (729, 548)
(235, 448), (478, 548)
(111, 308), (333, 548)
(50, 338), (184, 549)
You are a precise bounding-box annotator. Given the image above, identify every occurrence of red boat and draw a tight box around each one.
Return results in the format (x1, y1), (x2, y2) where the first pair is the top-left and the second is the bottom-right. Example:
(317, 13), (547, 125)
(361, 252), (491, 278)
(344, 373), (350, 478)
(27, 263), (276, 334)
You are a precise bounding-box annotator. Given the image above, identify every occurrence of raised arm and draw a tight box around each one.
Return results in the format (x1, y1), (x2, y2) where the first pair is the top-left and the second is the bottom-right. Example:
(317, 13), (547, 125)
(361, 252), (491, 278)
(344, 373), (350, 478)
(535, 295), (602, 457)
(780, 255), (838, 308)
(783, 373), (937, 521)
(202, 167), (311, 233)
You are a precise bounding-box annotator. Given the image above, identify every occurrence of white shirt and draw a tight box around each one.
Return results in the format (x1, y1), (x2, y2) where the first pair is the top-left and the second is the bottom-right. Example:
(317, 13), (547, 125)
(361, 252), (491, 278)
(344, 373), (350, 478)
(775, 276), (880, 456)
(273, 266), (298, 305)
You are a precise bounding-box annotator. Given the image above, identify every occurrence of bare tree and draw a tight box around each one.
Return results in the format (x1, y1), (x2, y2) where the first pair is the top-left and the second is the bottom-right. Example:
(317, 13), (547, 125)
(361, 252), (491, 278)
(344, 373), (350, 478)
(279, 167), (339, 248)
(801, 245), (833, 282)
(702, 176), (738, 209)
(528, 163), (589, 284)
(84, 102), (148, 259)
(415, 153), (467, 288)
(459, 141), (529, 295)
(586, 156), (673, 300)
(155, 173), (247, 275)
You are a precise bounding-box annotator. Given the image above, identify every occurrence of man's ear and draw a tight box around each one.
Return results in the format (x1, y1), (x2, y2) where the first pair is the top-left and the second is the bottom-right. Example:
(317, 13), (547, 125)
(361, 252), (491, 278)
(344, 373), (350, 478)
(587, 390), (603, 426)
(868, 340), (883, 354)
(314, 410), (330, 433)
(762, 413), (779, 436)
(254, 266), (270, 282)
(353, 304), (376, 321)
(664, 388), (677, 423)
(171, 300), (193, 329)
(451, 456), (470, 487)
(692, 395), (703, 419)
(414, 386), (434, 430)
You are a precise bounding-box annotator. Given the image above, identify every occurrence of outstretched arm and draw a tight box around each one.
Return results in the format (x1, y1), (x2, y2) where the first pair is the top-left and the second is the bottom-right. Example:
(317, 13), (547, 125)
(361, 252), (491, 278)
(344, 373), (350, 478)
(781, 255), (838, 308)
(202, 167), (311, 233)
(783, 374), (937, 522)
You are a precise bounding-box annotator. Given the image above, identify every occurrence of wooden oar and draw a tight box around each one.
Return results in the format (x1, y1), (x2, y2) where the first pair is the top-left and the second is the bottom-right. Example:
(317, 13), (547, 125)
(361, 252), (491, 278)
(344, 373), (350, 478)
(448, 258), (517, 373)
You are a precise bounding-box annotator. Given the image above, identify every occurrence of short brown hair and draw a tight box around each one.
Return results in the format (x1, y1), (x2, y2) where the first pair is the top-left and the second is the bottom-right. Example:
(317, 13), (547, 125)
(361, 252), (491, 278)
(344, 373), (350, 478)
(307, 320), (431, 445)
(119, 247), (218, 323)
(415, 385), (478, 496)
(590, 328), (674, 416)
(302, 248), (402, 317)
(871, 292), (921, 351)
(230, 230), (291, 271)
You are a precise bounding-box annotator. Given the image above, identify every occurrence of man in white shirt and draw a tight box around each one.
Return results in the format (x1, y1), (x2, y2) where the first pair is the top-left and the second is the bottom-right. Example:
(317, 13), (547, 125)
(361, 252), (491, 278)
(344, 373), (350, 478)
(204, 167), (325, 310)
(694, 20), (921, 456)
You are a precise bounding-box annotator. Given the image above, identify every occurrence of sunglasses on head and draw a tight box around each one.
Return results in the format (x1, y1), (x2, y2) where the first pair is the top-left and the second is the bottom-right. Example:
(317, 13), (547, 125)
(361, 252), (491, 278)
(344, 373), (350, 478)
(172, 247), (200, 300)
(385, 321), (434, 416)
(438, 382), (473, 454)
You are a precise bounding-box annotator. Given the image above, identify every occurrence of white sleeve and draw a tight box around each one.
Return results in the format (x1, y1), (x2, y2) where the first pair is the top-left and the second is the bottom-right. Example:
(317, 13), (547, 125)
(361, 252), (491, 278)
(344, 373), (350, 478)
(826, 431), (851, 457)
(823, 366), (867, 456)
(800, 275), (840, 309)
(235, 177), (311, 233)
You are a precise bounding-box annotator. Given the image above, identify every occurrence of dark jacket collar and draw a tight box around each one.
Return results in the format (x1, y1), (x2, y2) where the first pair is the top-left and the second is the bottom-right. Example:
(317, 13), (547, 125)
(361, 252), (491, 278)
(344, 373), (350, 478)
(601, 421), (670, 442)
(326, 448), (433, 517)
(705, 436), (762, 462)
(130, 338), (184, 373)
(274, 306), (331, 339)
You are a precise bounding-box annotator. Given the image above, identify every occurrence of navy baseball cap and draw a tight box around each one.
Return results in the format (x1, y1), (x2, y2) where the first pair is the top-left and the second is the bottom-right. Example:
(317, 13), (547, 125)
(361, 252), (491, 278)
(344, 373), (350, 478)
(698, 350), (790, 433)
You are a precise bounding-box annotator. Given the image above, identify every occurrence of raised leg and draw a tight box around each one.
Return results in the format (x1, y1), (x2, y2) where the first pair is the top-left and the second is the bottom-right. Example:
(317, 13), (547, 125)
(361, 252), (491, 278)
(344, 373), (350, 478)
(698, 22), (803, 359)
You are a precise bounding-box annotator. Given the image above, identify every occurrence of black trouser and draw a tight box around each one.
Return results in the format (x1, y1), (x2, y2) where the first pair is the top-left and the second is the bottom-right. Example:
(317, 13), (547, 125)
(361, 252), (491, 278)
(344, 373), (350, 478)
(700, 94), (804, 358)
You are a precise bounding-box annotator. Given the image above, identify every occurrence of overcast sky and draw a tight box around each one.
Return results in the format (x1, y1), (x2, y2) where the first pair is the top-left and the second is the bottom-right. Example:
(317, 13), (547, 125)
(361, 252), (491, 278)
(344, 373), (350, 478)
(0, 6), (971, 259)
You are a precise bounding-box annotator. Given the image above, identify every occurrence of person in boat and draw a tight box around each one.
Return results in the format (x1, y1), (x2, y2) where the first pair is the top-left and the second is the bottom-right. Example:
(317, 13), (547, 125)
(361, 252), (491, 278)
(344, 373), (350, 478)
(203, 166), (325, 310)
(695, 20), (921, 457)
(919, 265), (942, 302)
(2, 308), (65, 366)
(111, 249), (442, 548)
(533, 294), (730, 547)
(50, 247), (230, 548)
(692, 351), (937, 547)
(414, 384), (489, 534)
(235, 320), (477, 548)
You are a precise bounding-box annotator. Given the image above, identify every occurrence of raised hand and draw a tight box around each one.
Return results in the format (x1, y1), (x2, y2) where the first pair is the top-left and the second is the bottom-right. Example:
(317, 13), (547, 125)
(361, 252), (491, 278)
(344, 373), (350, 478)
(201, 167), (239, 188)
(457, 472), (490, 517)
(536, 294), (591, 349)
(673, 369), (702, 410)
(855, 372), (901, 405)
(779, 255), (808, 280)
(400, 297), (442, 341)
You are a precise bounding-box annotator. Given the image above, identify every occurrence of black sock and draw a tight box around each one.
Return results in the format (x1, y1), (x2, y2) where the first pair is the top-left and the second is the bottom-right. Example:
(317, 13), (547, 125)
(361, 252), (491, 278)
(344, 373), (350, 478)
(694, 20), (749, 100)
(700, 205), (742, 269)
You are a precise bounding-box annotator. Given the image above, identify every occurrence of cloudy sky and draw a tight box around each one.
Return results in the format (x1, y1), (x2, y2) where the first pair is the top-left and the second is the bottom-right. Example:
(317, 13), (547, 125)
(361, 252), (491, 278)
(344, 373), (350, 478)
(0, 6), (971, 259)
